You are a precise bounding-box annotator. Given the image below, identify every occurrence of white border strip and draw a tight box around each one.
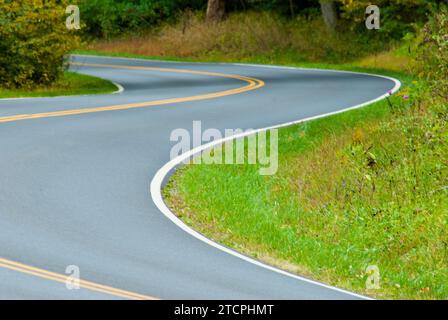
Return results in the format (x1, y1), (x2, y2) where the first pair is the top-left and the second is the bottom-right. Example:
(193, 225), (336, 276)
(111, 81), (124, 94)
(150, 62), (401, 301)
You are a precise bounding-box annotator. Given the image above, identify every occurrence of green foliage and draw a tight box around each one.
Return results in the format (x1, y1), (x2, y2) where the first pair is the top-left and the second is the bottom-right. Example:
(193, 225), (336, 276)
(338, 0), (440, 39)
(417, 7), (448, 99)
(78, 0), (205, 38)
(0, 0), (80, 88)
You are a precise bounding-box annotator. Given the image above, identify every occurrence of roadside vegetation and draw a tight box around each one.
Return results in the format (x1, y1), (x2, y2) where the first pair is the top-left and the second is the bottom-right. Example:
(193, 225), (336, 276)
(0, 1), (114, 98)
(0, 1), (79, 88)
(86, 11), (388, 64)
(83, 0), (438, 66)
(0, 72), (118, 99)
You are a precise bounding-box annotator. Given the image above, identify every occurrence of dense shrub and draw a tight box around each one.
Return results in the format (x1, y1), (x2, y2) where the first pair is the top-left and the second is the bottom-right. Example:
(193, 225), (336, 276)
(0, 0), (80, 88)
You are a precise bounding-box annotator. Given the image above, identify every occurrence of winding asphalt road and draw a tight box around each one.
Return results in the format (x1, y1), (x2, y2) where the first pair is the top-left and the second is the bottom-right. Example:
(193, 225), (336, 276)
(0, 55), (398, 299)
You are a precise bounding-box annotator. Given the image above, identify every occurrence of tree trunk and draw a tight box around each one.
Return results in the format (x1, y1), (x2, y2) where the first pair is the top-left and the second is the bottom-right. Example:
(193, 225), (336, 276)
(206, 0), (226, 23)
(319, 0), (337, 32)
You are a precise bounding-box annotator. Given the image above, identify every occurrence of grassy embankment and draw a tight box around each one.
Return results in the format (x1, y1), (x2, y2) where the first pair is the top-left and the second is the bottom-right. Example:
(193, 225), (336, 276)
(82, 12), (447, 299)
(0, 72), (118, 99)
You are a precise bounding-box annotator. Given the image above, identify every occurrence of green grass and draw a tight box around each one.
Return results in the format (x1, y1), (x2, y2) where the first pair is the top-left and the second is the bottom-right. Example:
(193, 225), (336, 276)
(0, 72), (118, 99)
(163, 69), (447, 299)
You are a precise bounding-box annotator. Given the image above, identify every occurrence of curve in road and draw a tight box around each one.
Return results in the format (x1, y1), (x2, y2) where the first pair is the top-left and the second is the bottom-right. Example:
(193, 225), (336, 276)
(0, 55), (399, 299)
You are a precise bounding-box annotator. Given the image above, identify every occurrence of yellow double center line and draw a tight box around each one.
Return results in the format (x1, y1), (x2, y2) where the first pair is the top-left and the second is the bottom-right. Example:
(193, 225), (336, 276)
(0, 257), (156, 300)
(0, 62), (264, 299)
(0, 62), (265, 124)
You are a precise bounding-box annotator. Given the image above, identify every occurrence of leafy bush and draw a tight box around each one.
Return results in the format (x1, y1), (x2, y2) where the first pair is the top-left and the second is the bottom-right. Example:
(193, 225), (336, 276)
(0, 0), (80, 88)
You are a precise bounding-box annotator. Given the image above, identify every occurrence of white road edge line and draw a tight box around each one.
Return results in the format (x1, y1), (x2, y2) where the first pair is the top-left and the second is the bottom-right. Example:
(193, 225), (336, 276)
(112, 81), (125, 94)
(150, 61), (401, 301)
